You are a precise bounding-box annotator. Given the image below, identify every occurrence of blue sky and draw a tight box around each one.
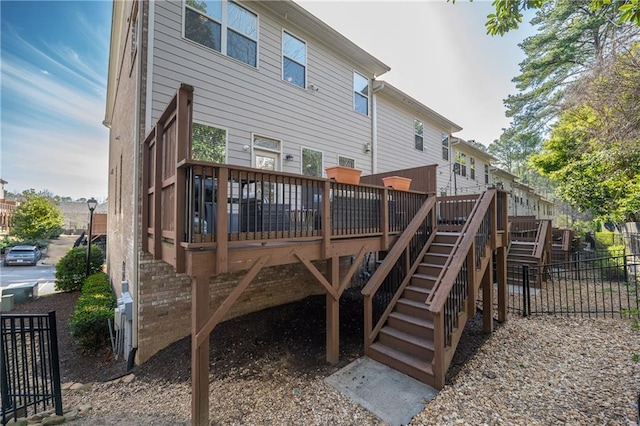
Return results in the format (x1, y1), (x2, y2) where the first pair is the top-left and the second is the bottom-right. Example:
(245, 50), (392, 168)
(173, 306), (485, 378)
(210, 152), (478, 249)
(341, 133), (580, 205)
(1, 0), (111, 200)
(0, 1), (535, 200)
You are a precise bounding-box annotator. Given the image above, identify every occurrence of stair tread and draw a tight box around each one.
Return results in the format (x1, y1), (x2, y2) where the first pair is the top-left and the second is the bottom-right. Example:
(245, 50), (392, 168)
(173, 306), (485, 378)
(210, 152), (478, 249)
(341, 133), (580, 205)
(405, 285), (432, 295)
(380, 326), (435, 350)
(369, 342), (434, 373)
(412, 273), (438, 281)
(397, 297), (431, 309)
(419, 262), (443, 268)
(389, 311), (433, 328)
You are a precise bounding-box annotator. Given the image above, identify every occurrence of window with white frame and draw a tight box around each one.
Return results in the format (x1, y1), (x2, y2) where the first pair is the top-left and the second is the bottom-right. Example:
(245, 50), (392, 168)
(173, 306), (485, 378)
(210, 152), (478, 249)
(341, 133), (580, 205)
(282, 31), (306, 88)
(484, 164), (489, 184)
(455, 152), (467, 177)
(302, 147), (323, 177)
(414, 119), (424, 151)
(353, 71), (369, 115)
(184, 0), (258, 67)
(470, 157), (475, 180)
(441, 134), (449, 161)
(339, 156), (355, 168)
(192, 123), (227, 163)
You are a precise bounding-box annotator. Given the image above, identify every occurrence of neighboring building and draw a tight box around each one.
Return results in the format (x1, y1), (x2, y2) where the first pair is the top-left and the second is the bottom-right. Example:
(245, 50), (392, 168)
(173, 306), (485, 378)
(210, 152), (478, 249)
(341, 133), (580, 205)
(449, 138), (496, 196)
(372, 81), (461, 193)
(0, 179), (18, 233)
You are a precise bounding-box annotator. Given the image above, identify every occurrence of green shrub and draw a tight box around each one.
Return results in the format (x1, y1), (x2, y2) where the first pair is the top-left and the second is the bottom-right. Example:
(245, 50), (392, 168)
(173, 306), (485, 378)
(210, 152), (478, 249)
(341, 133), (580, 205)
(82, 272), (111, 295)
(55, 245), (104, 292)
(70, 272), (115, 351)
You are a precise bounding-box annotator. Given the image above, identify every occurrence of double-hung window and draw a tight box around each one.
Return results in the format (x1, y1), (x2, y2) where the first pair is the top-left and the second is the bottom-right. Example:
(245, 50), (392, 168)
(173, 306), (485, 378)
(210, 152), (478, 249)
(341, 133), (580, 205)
(282, 31), (306, 88)
(455, 152), (467, 177)
(184, 0), (258, 67)
(484, 164), (489, 184)
(441, 134), (449, 161)
(353, 72), (369, 115)
(470, 158), (475, 180)
(414, 119), (424, 151)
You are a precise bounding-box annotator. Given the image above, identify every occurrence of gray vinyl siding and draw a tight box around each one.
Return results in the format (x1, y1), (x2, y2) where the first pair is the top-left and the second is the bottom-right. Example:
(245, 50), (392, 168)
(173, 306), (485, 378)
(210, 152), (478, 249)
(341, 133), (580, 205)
(149, 1), (373, 174)
(451, 146), (493, 196)
(376, 93), (451, 193)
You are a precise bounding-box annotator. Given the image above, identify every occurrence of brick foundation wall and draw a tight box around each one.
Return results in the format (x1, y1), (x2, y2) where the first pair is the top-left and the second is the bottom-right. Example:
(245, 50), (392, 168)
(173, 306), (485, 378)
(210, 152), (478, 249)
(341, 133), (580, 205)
(136, 255), (356, 364)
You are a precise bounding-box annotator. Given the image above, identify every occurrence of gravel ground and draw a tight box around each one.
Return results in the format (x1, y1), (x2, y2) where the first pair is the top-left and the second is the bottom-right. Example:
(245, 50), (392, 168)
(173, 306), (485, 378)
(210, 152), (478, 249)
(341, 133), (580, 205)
(61, 315), (640, 425)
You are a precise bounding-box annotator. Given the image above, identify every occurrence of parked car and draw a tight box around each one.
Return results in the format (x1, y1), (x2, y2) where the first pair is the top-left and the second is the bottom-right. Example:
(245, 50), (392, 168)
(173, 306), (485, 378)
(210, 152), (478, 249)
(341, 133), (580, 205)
(4, 245), (41, 266)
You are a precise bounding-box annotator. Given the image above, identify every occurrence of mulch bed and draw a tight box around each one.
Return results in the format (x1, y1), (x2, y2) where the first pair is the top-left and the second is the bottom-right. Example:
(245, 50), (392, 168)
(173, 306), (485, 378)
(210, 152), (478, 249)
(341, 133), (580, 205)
(9, 288), (493, 386)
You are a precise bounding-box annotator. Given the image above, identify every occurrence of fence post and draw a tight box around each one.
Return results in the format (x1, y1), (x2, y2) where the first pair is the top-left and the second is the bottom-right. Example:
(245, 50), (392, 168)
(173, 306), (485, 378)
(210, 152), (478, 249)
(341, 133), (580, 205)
(624, 248), (628, 283)
(48, 312), (63, 416)
(1, 317), (11, 419)
(523, 265), (529, 317)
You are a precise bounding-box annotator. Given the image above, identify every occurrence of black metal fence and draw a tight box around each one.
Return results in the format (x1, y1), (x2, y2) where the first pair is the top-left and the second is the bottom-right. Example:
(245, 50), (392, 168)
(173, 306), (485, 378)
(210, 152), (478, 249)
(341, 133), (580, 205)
(1, 312), (62, 425)
(500, 253), (640, 318)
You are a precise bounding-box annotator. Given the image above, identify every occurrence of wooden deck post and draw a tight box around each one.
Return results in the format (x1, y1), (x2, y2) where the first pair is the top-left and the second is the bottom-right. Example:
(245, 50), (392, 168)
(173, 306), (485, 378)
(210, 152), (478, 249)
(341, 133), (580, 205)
(191, 272), (209, 426)
(482, 264), (494, 333)
(496, 246), (508, 322)
(326, 256), (340, 365)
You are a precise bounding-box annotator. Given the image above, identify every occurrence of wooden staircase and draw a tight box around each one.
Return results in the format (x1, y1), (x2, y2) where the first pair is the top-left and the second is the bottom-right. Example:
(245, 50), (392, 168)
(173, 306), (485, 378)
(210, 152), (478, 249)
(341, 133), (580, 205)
(506, 241), (538, 286)
(367, 231), (458, 384)
(362, 189), (509, 390)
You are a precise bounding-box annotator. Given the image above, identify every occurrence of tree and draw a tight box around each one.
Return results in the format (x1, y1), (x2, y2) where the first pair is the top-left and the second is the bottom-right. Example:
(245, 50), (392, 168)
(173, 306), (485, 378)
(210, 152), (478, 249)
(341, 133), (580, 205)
(485, 0), (640, 36)
(504, 0), (639, 137)
(10, 190), (64, 240)
(530, 44), (640, 221)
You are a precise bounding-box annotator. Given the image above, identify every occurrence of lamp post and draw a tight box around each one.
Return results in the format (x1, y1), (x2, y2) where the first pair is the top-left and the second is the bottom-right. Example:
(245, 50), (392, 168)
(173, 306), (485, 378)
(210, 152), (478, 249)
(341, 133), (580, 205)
(85, 197), (98, 277)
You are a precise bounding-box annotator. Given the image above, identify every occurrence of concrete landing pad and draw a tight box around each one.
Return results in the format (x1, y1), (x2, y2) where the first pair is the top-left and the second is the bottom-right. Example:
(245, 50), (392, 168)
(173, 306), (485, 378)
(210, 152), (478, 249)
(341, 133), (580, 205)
(325, 357), (438, 425)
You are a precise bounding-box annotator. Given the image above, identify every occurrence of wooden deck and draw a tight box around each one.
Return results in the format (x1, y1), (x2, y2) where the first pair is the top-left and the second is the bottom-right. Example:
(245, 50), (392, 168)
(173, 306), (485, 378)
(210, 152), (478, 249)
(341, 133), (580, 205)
(143, 86), (510, 425)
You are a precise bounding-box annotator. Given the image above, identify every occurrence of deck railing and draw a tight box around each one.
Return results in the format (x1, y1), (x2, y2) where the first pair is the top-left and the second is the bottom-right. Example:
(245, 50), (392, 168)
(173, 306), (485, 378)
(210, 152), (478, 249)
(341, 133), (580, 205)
(427, 189), (502, 387)
(361, 196), (437, 347)
(182, 163), (427, 245)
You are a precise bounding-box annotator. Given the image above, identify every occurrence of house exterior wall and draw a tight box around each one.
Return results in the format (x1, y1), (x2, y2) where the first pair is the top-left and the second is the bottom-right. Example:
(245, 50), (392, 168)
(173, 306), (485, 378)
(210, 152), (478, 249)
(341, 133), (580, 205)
(148, 1), (375, 174)
(375, 93), (451, 193)
(106, 0), (143, 305)
(450, 144), (493, 196)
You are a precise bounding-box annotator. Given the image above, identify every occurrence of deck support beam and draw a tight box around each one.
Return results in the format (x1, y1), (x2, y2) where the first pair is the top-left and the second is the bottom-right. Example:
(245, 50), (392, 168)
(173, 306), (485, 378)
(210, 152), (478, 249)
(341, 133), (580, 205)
(482, 263), (494, 333)
(294, 246), (368, 365)
(190, 253), (270, 425)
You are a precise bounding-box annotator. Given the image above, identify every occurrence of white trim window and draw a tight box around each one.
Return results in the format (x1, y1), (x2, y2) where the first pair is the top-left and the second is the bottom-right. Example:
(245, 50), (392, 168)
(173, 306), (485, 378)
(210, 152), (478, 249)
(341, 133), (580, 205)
(302, 147), (323, 177)
(484, 164), (489, 184)
(353, 71), (369, 115)
(470, 157), (476, 180)
(282, 30), (306, 88)
(441, 134), (449, 161)
(184, 0), (258, 67)
(192, 122), (227, 163)
(339, 156), (355, 168)
(455, 152), (467, 177)
(414, 119), (424, 151)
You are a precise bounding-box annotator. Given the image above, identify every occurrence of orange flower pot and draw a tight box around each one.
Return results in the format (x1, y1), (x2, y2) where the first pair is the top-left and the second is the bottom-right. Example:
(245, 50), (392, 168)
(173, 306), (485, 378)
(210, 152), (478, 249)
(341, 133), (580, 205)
(382, 176), (412, 191)
(325, 166), (362, 185)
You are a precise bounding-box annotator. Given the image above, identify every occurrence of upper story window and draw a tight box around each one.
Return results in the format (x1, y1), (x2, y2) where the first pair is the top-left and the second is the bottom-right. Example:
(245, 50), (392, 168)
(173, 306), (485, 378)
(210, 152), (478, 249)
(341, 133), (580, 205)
(484, 164), (489, 184)
(192, 123), (227, 163)
(470, 157), (476, 180)
(184, 0), (258, 67)
(339, 156), (355, 168)
(353, 71), (369, 115)
(441, 134), (449, 161)
(283, 31), (306, 88)
(454, 152), (467, 177)
(414, 119), (424, 151)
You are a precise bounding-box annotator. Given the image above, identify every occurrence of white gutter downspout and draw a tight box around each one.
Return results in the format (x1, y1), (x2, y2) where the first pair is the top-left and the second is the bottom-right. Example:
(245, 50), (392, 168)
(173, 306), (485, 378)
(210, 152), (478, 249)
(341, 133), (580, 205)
(371, 82), (385, 174)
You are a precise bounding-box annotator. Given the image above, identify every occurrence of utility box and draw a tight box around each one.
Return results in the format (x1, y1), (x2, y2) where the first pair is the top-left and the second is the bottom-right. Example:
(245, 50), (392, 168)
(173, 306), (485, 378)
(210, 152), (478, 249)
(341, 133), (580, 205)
(1, 294), (14, 312)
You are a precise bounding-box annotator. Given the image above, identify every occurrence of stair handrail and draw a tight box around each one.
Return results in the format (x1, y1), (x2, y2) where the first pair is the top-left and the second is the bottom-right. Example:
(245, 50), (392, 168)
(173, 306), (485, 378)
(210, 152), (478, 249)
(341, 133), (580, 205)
(533, 220), (548, 260)
(362, 195), (437, 346)
(425, 189), (494, 309)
